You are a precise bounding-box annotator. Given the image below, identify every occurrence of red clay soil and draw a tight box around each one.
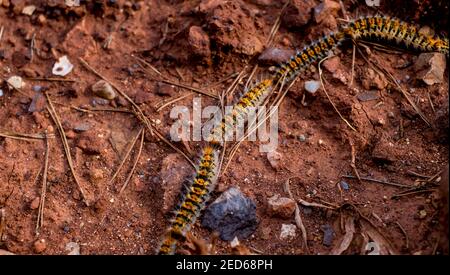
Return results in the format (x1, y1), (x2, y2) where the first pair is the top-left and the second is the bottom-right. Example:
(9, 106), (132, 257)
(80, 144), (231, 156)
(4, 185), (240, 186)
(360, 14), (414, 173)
(0, 0), (448, 255)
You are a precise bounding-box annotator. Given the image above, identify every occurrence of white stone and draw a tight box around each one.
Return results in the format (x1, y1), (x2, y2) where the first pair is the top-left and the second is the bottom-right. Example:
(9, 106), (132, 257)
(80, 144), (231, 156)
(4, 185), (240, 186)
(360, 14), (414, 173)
(279, 224), (296, 240)
(304, 80), (320, 94)
(7, 76), (25, 90)
(52, 55), (74, 76)
(22, 5), (36, 16)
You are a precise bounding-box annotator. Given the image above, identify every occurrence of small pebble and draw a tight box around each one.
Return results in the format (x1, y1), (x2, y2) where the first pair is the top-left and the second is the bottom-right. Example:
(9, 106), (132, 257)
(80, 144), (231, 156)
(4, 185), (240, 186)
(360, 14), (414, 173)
(92, 80), (116, 100)
(52, 56), (74, 77)
(419, 209), (427, 219)
(65, 242), (80, 255)
(230, 237), (240, 248)
(90, 168), (104, 182)
(34, 239), (47, 253)
(279, 224), (296, 240)
(340, 181), (349, 190)
(0, 89), (3, 97)
(32, 85), (42, 92)
(298, 134), (306, 142)
(22, 5), (36, 15)
(7, 76), (25, 89)
(304, 80), (320, 94)
(73, 123), (90, 133)
(267, 150), (282, 169)
(30, 197), (40, 210)
(321, 224), (335, 246)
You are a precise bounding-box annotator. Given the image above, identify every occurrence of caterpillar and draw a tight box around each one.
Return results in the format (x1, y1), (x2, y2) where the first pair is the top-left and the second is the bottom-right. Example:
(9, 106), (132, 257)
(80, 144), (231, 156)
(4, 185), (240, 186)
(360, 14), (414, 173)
(158, 15), (449, 255)
(343, 15), (449, 56)
(273, 31), (346, 82)
(208, 78), (274, 146)
(158, 145), (219, 255)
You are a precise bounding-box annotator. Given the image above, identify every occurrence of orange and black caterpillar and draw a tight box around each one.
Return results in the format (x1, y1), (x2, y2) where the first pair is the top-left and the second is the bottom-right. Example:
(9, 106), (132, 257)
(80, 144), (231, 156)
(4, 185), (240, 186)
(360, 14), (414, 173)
(344, 15), (449, 56)
(158, 15), (449, 255)
(208, 78), (273, 146)
(158, 145), (219, 255)
(273, 31), (346, 82)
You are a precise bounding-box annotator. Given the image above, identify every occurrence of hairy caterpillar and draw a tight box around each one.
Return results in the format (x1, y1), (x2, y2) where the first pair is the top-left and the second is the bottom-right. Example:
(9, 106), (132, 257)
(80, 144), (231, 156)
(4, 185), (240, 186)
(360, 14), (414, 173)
(274, 31), (346, 82)
(158, 14), (449, 255)
(158, 145), (219, 255)
(344, 15), (449, 56)
(208, 78), (274, 146)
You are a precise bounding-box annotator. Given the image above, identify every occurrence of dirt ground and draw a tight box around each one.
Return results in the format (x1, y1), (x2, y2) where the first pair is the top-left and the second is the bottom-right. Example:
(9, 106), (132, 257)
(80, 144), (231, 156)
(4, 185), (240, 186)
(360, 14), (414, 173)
(0, 0), (448, 255)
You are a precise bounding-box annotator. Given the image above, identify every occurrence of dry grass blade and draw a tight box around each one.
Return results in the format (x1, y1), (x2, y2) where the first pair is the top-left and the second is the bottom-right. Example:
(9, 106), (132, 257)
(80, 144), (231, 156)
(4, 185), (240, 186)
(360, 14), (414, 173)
(72, 106), (133, 114)
(0, 26), (4, 43)
(350, 44), (356, 86)
(223, 67), (248, 102)
(244, 65), (259, 91)
(266, 0), (289, 47)
(284, 179), (309, 253)
(349, 140), (362, 183)
(395, 221), (409, 249)
(342, 175), (411, 188)
(134, 55), (217, 99)
(0, 131), (54, 141)
(205, 72), (239, 88)
(156, 92), (193, 112)
(131, 107), (195, 168)
(298, 198), (336, 210)
(391, 188), (436, 199)
(133, 55), (166, 79)
(119, 129), (145, 194)
(330, 215), (355, 255)
(160, 79), (219, 99)
(109, 128), (143, 185)
(319, 56), (357, 132)
(45, 94), (89, 206)
(35, 133), (50, 235)
(26, 77), (76, 82)
(427, 92), (436, 113)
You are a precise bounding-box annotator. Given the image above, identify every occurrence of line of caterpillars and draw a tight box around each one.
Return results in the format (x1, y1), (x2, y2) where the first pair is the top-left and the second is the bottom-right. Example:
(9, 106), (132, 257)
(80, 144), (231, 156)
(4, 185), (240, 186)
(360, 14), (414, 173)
(157, 15), (448, 255)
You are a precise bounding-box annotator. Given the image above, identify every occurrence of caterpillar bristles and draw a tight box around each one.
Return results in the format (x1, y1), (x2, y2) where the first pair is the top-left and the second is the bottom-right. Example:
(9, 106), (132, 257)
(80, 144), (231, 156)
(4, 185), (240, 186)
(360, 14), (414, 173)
(273, 31), (346, 83)
(158, 145), (219, 255)
(344, 15), (449, 56)
(207, 78), (274, 146)
(157, 13), (449, 255)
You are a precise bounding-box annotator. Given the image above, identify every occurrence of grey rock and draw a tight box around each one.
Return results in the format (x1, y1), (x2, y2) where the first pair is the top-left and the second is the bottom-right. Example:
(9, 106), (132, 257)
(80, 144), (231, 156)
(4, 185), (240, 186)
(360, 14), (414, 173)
(305, 80), (320, 94)
(202, 187), (258, 241)
(322, 224), (335, 246)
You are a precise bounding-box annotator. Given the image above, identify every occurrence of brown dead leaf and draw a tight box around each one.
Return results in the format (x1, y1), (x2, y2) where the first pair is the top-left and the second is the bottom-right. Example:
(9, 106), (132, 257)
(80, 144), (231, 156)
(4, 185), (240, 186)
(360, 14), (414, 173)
(360, 219), (399, 255)
(330, 215), (355, 255)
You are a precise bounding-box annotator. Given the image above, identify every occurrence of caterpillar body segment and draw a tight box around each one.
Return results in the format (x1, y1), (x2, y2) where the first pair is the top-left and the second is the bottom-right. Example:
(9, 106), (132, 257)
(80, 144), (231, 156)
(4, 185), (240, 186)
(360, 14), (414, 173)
(273, 31), (346, 82)
(344, 15), (449, 56)
(158, 145), (219, 255)
(208, 78), (274, 146)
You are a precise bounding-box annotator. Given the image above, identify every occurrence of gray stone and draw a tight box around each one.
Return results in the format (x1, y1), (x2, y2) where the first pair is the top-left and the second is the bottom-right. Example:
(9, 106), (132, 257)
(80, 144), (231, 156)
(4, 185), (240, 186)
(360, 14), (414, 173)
(305, 80), (320, 94)
(202, 187), (258, 241)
